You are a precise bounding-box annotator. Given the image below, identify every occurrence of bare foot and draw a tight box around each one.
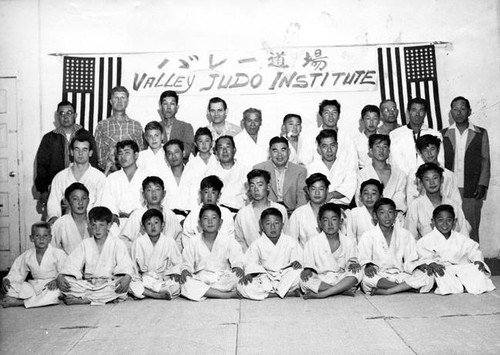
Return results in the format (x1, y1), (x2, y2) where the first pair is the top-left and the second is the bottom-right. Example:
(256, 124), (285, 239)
(285, 289), (302, 298)
(1, 296), (24, 308)
(63, 295), (91, 305)
(302, 291), (318, 300)
(342, 287), (357, 297)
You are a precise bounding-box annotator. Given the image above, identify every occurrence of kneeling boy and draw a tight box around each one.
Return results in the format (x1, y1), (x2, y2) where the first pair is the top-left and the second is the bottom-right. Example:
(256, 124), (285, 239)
(180, 204), (244, 301)
(300, 203), (361, 299)
(57, 207), (134, 305)
(417, 204), (495, 295)
(358, 198), (432, 295)
(129, 209), (182, 300)
(238, 208), (303, 300)
(1, 222), (67, 308)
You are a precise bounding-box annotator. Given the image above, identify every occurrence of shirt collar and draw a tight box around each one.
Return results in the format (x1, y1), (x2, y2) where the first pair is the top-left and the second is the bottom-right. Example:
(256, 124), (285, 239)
(53, 123), (82, 135)
(448, 122), (479, 133)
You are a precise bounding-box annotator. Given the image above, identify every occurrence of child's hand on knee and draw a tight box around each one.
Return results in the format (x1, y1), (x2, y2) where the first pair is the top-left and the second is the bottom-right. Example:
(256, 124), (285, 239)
(348, 262), (361, 273)
(239, 274), (253, 285)
(290, 260), (302, 270)
(474, 261), (486, 273)
(56, 274), (70, 292)
(429, 262), (445, 277)
(46, 279), (58, 291)
(180, 270), (192, 284)
(232, 267), (244, 278)
(0, 278), (11, 295)
(300, 268), (314, 282)
(115, 275), (131, 293)
(364, 263), (377, 278)
(416, 263), (433, 276)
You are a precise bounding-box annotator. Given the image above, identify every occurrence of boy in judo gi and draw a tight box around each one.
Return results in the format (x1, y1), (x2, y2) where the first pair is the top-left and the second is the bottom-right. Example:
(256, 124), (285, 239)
(129, 209), (182, 300)
(238, 207), (303, 300)
(1, 222), (67, 308)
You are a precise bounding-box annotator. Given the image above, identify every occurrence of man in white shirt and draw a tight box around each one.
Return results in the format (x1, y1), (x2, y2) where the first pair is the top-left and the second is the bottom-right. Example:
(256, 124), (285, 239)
(234, 108), (268, 167)
(206, 97), (242, 140)
(441, 96), (490, 243)
(389, 97), (444, 174)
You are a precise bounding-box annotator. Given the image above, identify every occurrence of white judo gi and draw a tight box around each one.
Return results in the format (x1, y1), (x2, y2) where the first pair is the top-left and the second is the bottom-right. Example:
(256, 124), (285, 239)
(285, 203), (322, 249)
(101, 168), (148, 217)
(51, 214), (91, 255)
(417, 229), (495, 295)
(120, 206), (182, 252)
(129, 233), (182, 299)
(233, 131), (270, 168)
(61, 235), (134, 305)
(204, 161), (250, 211)
(4, 245), (67, 308)
(300, 232), (362, 293)
(234, 202), (289, 252)
(358, 226), (433, 293)
(180, 231), (244, 301)
(136, 147), (167, 177)
(47, 165), (106, 219)
(405, 195), (470, 239)
(346, 206), (377, 244)
(182, 204), (235, 247)
(237, 233), (303, 300)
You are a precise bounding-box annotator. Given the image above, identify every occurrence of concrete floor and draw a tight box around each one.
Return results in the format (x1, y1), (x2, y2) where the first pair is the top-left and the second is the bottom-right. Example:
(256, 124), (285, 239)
(1, 277), (500, 354)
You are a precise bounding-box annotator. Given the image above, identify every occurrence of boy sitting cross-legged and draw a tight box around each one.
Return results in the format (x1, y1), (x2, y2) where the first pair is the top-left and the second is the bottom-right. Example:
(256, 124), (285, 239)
(129, 209), (182, 300)
(1, 222), (67, 308)
(300, 203), (362, 299)
(358, 198), (433, 295)
(57, 206), (134, 305)
(416, 204), (495, 295)
(237, 208), (303, 300)
(179, 204), (245, 301)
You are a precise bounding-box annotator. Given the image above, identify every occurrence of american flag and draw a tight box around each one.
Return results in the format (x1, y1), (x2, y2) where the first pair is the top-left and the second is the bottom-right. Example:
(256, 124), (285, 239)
(377, 44), (443, 130)
(62, 56), (122, 134)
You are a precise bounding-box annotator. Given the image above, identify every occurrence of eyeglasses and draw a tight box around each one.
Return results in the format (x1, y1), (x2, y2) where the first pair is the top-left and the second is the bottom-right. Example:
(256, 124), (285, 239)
(58, 111), (74, 116)
(382, 107), (397, 113)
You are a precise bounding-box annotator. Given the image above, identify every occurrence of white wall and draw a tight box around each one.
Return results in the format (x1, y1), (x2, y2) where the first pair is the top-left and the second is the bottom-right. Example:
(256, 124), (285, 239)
(1, 0), (499, 256)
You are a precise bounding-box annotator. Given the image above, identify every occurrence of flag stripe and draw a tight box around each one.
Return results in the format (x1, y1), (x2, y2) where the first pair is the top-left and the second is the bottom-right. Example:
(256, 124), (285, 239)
(423, 81), (433, 128)
(88, 93), (95, 134)
(432, 79), (443, 129)
(394, 47), (406, 124)
(386, 48), (395, 100)
(377, 48), (386, 99)
(107, 57), (113, 118)
(97, 57), (105, 125)
(80, 93), (86, 127)
(117, 57), (122, 86)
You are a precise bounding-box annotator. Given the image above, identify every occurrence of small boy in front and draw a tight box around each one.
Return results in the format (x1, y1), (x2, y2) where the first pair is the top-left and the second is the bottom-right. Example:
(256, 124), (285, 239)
(129, 209), (182, 300)
(417, 204), (495, 295)
(358, 198), (433, 295)
(57, 206), (133, 305)
(238, 208), (303, 300)
(1, 222), (67, 308)
(180, 204), (244, 301)
(137, 121), (166, 177)
(235, 169), (288, 252)
(300, 203), (361, 299)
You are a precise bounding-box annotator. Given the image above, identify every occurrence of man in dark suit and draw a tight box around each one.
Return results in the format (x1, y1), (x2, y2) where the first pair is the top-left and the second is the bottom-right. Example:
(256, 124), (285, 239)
(441, 96), (490, 242)
(159, 90), (194, 162)
(254, 136), (307, 215)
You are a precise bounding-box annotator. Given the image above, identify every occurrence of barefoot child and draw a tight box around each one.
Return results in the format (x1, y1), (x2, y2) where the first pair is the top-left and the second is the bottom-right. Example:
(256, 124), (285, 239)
(300, 203), (361, 299)
(57, 207), (133, 305)
(120, 176), (182, 252)
(180, 204), (245, 301)
(417, 204), (495, 295)
(286, 173), (330, 248)
(346, 179), (382, 243)
(51, 182), (91, 255)
(235, 169), (288, 252)
(1, 222), (67, 308)
(238, 208), (303, 300)
(358, 198), (432, 295)
(129, 209), (182, 300)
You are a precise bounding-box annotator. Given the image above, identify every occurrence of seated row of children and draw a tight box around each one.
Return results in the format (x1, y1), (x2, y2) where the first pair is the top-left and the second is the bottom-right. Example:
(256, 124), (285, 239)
(1, 168), (494, 307)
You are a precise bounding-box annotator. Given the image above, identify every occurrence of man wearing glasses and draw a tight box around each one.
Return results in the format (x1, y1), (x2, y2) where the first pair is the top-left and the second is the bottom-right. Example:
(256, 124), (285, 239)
(35, 100), (98, 213)
(378, 99), (401, 135)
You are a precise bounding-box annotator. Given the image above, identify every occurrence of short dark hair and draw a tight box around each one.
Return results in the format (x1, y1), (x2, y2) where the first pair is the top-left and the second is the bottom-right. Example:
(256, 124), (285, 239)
(416, 134), (441, 152)
(159, 90), (178, 105)
(142, 208), (164, 226)
(243, 108), (262, 120)
(195, 127), (213, 142)
(379, 99), (396, 110)
(260, 207), (284, 223)
(110, 86), (129, 98)
(164, 139), (184, 152)
(305, 173), (330, 189)
(70, 129), (93, 150)
(283, 113), (302, 125)
(318, 99), (341, 115)
(407, 97), (428, 112)
(373, 197), (396, 213)
(215, 135), (235, 149)
(450, 96), (471, 110)
(31, 221), (51, 235)
(144, 120), (164, 133)
(57, 100), (76, 112)
(247, 169), (271, 184)
(360, 179), (384, 196)
(368, 134), (391, 148)
(199, 203), (222, 219)
(64, 182), (89, 201)
(361, 105), (380, 118)
(142, 176), (165, 191)
(200, 175), (224, 191)
(416, 162), (444, 181)
(116, 140), (139, 153)
(316, 129), (337, 145)
(208, 97), (227, 110)
(318, 203), (342, 219)
(88, 206), (113, 223)
(269, 136), (289, 148)
(432, 204), (456, 220)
